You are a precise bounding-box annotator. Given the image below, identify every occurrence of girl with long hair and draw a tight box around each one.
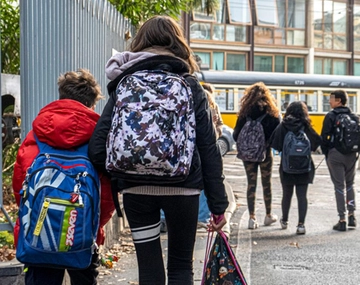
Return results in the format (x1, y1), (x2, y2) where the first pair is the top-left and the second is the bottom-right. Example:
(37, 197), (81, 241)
(270, 101), (321, 234)
(89, 15), (228, 284)
(233, 82), (280, 229)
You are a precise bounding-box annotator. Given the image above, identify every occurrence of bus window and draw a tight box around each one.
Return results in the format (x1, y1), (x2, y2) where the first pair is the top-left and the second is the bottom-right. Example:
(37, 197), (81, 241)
(237, 89), (276, 110)
(323, 92), (330, 112)
(299, 90), (317, 112)
(348, 92), (357, 113)
(270, 89), (276, 100)
(280, 89), (298, 111)
(214, 88), (234, 112)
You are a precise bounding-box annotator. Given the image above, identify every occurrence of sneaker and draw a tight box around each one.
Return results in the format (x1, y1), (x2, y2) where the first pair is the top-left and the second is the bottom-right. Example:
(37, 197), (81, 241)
(264, 214), (278, 226)
(348, 215), (357, 227)
(160, 220), (167, 233)
(280, 219), (288, 229)
(248, 218), (259, 229)
(296, 224), (306, 235)
(333, 220), (346, 231)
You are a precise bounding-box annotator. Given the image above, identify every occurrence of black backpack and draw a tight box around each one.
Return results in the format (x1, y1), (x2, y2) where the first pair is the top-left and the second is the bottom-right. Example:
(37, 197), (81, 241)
(282, 127), (311, 174)
(333, 111), (360, 154)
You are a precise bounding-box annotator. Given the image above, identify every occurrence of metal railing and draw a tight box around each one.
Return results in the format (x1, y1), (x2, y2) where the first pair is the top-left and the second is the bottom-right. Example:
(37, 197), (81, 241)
(0, 0), (135, 232)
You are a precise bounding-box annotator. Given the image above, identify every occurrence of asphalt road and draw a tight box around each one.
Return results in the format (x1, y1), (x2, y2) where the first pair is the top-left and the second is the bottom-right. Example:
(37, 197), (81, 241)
(99, 153), (360, 285)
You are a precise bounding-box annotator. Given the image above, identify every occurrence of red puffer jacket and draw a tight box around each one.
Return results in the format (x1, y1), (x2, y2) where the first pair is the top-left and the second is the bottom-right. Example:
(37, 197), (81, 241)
(12, 99), (115, 247)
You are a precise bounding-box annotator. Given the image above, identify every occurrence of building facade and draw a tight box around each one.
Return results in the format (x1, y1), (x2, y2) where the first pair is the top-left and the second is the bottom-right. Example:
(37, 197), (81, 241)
(189, 0), (360, 75)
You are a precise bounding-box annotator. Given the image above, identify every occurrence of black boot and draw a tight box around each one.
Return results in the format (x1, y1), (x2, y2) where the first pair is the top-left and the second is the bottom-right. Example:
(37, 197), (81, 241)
(348, 215), (357, 227)
(333, 220), (346, 231)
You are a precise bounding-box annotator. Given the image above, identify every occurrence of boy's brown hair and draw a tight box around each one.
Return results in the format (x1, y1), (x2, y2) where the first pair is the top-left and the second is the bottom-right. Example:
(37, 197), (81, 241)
(58, 68), (103, 108)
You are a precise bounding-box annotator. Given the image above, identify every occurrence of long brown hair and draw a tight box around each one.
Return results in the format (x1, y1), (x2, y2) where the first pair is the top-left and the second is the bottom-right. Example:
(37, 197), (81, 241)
(238, 82), (279, 118)
(129, 15), (198, 74)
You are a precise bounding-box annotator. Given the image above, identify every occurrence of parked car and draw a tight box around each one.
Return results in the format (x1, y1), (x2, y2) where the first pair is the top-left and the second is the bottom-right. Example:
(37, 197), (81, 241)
(217, 125), (236, 156)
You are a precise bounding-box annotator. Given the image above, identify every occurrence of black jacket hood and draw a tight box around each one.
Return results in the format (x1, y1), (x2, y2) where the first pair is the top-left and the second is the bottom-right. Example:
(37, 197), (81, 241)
(282, 115), (303, 133)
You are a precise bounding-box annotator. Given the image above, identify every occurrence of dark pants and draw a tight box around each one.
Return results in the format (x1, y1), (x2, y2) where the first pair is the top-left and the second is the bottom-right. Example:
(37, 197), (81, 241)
(25, 253), (100, 285)
(281, 184), (308, 224)
(123, 194), (199, 285)
(243, 148), (273, 216)
(326, 148), (357, 220)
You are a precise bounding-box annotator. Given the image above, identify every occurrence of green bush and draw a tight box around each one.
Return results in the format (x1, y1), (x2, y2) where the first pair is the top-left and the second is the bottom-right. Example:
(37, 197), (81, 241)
(0, 231), (14, 248)
(0, 140), (20, 249)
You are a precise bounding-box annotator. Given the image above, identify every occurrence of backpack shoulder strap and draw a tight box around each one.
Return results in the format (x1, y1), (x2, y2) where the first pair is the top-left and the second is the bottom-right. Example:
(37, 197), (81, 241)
(257, 113), (267, 123)
(33, 133), (53, 153)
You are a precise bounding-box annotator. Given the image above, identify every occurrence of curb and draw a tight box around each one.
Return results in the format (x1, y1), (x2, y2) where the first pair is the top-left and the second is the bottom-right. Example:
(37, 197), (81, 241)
(0, 259), (24, 285)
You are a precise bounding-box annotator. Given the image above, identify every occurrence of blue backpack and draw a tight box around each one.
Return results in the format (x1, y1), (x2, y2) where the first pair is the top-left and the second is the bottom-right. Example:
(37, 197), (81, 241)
(16, 135), (101, 269)
(282, 127), (311, 174)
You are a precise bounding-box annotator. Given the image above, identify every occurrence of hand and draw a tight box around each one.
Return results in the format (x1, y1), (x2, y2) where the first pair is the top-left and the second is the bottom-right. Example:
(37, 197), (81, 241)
(208, 214), (227, 232)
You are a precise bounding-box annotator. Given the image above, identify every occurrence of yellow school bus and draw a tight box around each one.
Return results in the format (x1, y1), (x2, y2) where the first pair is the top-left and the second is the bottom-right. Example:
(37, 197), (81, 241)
(196, 70), (360, 134)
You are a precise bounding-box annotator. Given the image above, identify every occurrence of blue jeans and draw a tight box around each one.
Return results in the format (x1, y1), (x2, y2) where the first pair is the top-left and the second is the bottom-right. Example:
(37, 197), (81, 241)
(198, 191), (211, 223)
(161, 192), (210, 223)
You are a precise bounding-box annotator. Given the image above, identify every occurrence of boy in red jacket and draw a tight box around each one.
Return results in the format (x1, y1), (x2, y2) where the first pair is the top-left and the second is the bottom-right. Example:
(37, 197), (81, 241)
(12, 69), (115, 285)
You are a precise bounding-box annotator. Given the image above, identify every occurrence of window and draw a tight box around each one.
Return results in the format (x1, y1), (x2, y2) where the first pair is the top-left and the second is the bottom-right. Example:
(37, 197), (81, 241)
(190, 22), (211, 40)
(254, 0), (305, 46)
(280, 89), (316, 112)
(315, 58), (348, 75)
(191, 0), (250, 43)
(214, 88), (235, 111)
(275, 56), (285, 72)
(354, 4), (360, 51)
(287, 57), (305, 73)
(213, 25), (225, 41)
(322, 91), (331, 112)
(226, 25), (247, 42)
(313, 0), (347, 50)
(348, 92), (357, 113)
(254, 54), (305, 72)
(354, 62), (360, 75)
(299, 90), (318, 112)
(281, 89), (298, 111)
(226, 54), (246, 70)
(213, 52), (224, 70)
(194, 52), (211, 69)
(255, 0), (279, 26)
(194, 51), (246, 70)
(193, 6), (216, 22)
(254, 55), (273, 71)
(227, 0), (252, 24)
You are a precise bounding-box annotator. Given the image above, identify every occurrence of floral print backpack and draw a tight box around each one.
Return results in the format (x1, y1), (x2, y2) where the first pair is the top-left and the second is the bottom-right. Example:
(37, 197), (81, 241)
(106, 70), (196, 183)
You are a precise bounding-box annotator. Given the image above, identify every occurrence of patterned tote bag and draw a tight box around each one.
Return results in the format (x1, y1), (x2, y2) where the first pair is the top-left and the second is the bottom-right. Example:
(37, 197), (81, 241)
(202, 230), (247, 285)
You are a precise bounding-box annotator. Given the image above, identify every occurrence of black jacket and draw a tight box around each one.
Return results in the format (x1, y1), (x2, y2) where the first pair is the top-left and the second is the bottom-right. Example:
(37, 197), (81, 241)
(321, 106), (360, 157)
(270, 116), (322, 185)
(88, 55), (228, 215)
(233, 107), (280, 145)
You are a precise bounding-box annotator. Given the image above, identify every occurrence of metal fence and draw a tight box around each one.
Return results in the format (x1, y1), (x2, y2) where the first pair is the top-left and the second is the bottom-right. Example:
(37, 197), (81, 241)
(20, 0), (134, 136)
(0, 0), (134, 231)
